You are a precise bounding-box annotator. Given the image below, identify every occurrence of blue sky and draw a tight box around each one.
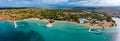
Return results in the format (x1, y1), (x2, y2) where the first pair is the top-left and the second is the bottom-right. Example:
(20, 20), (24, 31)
(0, 0), (120, 8)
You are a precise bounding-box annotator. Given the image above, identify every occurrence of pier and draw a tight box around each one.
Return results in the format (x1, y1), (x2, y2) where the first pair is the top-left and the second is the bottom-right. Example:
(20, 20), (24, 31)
(46, 19), (54, 27)
(13, 21), (17, 28)
(88, 27), (94, 32)
(88, 27), (101, 33)
(46, 23), (53, 27)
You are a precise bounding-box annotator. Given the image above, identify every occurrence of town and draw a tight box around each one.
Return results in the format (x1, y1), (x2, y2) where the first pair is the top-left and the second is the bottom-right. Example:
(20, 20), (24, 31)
(0, 8), (116, 28)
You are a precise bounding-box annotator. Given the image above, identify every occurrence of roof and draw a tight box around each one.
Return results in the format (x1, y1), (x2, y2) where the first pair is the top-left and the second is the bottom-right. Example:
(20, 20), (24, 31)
(79, 18), (87, 21)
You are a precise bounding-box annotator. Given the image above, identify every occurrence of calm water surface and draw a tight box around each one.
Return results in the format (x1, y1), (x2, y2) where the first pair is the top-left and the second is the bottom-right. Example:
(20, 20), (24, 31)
(0, 18), (119, 41)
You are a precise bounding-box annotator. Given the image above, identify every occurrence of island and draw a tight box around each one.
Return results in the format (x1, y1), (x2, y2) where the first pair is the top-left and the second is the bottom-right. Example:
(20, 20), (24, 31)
(0, 8), (116, 28)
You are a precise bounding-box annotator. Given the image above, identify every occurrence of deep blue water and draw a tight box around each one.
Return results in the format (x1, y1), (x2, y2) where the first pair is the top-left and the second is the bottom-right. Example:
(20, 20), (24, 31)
(0, 20), (118, 41)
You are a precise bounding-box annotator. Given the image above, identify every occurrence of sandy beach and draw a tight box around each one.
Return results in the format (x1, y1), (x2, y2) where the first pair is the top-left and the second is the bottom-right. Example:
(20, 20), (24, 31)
(1, 17), (117, 29)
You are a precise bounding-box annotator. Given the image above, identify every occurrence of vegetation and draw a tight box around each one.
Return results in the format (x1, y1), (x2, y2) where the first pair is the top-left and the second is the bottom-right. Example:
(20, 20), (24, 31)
(0, 8), (115, 23)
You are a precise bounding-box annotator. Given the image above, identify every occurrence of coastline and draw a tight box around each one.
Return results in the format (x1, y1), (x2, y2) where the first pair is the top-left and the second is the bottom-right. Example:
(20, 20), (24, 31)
(0, 18), (117, 29)
(54, 20), (116, 29)
(0, 9), (117, 29)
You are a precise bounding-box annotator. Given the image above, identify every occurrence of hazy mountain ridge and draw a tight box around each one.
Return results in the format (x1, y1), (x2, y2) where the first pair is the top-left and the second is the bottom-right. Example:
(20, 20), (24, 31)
(0, 7), (33, 10)
(72, 7), (120, 18)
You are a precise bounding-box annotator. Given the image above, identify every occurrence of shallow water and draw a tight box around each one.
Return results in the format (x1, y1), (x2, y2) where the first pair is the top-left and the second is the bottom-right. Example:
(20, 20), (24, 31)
(0, 18), (119, 41)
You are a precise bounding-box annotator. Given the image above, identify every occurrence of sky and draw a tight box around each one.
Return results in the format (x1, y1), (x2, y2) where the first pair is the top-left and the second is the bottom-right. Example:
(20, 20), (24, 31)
(0, 0), (120, 8)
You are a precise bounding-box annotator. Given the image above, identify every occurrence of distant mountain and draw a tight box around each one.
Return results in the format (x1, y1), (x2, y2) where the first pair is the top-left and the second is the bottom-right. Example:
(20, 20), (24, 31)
(72, 6), (120, 18)
(0, 7), (33, 10)
(72, 6), (120, 10)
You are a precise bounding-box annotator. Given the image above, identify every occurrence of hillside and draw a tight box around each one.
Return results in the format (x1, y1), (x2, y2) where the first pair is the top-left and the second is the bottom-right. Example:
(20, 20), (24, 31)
(0, 8), (116, 28)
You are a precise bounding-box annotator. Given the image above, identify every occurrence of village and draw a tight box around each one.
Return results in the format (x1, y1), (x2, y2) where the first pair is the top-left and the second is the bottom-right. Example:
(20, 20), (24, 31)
(0, 9), (116, 29)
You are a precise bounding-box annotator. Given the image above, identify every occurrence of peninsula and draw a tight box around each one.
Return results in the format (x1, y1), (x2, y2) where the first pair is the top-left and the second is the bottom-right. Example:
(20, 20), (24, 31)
(0, 8), (116, 28)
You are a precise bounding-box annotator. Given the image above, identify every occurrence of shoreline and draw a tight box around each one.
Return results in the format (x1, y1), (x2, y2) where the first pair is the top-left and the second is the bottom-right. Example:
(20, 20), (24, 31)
(0, 18), (117, 29)
(54, 20), (116, 29)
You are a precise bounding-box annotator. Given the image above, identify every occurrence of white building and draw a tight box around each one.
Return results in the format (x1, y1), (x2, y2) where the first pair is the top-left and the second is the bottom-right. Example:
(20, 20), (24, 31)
(79, 18), (87, 24)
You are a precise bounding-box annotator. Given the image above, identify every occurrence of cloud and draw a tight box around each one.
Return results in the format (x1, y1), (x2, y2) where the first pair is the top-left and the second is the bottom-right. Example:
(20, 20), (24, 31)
(0, 0), (120, 8)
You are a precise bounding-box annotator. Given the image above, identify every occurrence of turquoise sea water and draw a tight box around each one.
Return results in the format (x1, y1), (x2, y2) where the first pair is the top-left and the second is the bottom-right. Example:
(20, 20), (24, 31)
(0, 19), (118, 41)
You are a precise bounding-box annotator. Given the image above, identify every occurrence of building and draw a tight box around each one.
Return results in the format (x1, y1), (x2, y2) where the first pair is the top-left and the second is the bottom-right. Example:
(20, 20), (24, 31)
(79, 18), (87, 23)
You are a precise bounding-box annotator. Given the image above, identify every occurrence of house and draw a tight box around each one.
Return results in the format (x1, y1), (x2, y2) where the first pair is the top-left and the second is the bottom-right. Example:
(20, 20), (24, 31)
(95, 21), (101, 24)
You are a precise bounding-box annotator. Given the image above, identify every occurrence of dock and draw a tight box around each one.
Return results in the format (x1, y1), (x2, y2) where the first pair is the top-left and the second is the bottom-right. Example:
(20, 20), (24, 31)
(46, 19), (54, 27)
(46, 23), (53, 27)
(88, 27), (94, 32)
(88, 26), (101, 33)
(13, 21), (17, 28)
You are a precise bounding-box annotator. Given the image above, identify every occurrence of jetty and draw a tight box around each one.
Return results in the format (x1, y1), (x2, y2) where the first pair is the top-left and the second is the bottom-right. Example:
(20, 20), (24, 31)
(46, 23), (53, 27)
(13, 21), (17, 28)
(88, 27), (101, 33)
(88, 27), (94, 32)
(46, 19), (54, 27)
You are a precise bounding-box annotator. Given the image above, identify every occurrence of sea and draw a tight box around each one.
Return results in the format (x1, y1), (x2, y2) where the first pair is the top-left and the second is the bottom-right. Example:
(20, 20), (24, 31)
(0, 18), (119, 41)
